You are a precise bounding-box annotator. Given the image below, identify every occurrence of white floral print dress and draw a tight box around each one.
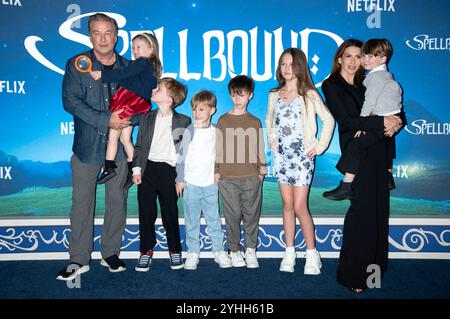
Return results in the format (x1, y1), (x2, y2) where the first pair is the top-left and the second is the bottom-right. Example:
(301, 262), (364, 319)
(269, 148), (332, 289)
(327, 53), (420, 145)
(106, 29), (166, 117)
(273, 94), (314, 186)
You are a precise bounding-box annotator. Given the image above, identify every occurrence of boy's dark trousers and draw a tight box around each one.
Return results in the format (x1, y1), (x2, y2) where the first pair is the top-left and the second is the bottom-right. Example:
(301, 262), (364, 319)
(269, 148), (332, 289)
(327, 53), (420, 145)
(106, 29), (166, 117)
(336, 130), (396, 175)
(137, 160), (182, 254)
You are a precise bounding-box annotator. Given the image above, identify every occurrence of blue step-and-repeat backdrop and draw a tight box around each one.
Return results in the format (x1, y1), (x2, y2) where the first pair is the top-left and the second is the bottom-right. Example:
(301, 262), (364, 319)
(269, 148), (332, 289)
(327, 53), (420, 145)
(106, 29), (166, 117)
(0, 0), (449, 220)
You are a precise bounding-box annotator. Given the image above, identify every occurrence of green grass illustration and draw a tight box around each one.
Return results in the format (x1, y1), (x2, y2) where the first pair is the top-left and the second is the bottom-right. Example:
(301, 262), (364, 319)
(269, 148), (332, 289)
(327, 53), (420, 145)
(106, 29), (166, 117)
(0, 183), (448, 218)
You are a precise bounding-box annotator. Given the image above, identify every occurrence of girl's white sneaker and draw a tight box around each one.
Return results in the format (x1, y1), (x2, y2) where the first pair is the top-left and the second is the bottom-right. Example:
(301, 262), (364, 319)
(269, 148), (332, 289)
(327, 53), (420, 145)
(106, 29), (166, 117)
(304, 249), (322, 275)
(279, 250), (296, 273)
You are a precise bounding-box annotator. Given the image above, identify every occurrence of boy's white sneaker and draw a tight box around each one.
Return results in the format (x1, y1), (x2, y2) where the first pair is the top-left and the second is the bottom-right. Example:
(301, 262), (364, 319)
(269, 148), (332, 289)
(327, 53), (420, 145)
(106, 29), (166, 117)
(304, 249), (322, 275)
(214, 251), (232, 268)
(184, 252), (199, 270)
(280, 250), (296, 273)
(229, 251), (246, 268)
(244, 248), (259, 269)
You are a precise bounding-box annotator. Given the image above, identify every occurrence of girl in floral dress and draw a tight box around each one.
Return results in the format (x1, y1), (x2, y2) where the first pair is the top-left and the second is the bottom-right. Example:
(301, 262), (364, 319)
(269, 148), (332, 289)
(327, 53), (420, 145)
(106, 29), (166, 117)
(266, 48), (334, 274)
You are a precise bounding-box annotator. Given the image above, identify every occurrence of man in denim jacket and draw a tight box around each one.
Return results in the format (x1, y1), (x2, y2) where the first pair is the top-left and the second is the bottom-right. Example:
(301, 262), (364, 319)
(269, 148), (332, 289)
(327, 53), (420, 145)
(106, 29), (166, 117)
(57, 13), (132, 281)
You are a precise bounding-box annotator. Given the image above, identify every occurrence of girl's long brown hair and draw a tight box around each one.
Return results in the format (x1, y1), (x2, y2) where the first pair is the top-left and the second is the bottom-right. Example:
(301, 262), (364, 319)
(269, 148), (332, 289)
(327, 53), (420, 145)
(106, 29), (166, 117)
(132, 32), (162, 79)
(271, 48), (319, 110)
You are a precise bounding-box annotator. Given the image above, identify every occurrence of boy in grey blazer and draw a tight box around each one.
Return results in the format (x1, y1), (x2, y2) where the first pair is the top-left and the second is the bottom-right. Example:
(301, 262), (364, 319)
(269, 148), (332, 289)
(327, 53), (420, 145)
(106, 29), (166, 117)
(132, 78), (191, 271)
(324, 39), (403, 201)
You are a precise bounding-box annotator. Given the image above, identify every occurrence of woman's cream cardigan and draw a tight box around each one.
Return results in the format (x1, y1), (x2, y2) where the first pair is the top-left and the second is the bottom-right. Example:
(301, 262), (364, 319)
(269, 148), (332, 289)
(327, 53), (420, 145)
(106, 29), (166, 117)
(265, 89), (335, 155)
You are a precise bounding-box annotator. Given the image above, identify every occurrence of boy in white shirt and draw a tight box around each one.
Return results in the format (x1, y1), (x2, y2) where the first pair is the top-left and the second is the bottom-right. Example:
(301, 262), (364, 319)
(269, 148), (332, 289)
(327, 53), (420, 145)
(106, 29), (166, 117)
(175, 90), (232, 270)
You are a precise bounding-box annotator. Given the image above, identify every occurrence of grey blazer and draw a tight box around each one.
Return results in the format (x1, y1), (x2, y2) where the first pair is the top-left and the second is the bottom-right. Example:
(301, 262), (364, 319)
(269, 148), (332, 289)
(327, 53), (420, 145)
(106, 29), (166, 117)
(133, 109), (191, 176)
(361, 70), (403, 117)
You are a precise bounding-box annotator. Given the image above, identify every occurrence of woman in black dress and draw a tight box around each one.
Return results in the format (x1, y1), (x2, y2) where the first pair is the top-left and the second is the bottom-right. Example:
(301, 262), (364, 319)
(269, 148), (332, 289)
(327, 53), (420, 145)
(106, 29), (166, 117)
(321, 39), (402, 292)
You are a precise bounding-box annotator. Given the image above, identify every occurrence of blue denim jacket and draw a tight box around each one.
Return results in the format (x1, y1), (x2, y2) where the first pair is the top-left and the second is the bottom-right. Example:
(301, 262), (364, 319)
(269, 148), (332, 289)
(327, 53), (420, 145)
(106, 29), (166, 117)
(62, 50), (130, 165)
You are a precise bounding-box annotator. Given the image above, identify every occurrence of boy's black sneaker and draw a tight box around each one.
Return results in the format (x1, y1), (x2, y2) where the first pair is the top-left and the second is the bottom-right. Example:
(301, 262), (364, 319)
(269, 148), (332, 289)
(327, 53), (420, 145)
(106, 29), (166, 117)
(100, 254), (126, 272)
(97, 167), (117, 184)
(169, 252), (184, 270)
(388, 172), (396, 190)
(135, 250), (153, 272)
(323, 181), (354, 200)
(56, 263), (90, 281)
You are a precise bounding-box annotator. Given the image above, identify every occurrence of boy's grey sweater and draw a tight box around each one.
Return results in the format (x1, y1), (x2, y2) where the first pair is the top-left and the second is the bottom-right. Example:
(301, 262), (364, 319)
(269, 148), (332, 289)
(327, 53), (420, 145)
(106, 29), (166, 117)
(361, 70), (403, 117)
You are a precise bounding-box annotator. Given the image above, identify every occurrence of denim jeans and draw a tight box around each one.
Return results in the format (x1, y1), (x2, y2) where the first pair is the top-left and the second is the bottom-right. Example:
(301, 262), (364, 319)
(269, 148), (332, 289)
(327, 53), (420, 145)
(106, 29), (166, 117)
(183, 183), (224, 253)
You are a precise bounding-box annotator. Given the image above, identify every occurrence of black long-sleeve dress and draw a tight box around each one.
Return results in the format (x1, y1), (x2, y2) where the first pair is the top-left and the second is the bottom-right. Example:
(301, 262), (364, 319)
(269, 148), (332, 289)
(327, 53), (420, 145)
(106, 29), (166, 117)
(321, 72), (390, 290)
